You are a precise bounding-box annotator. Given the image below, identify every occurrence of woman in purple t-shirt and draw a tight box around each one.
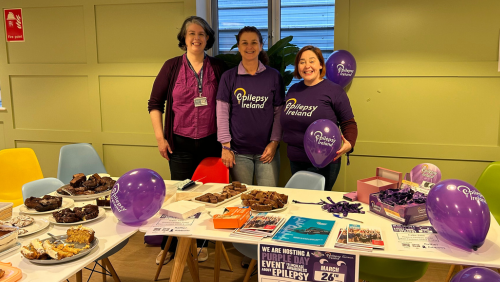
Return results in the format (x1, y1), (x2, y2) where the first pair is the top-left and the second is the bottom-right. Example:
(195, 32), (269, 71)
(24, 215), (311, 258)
(281, 46), (358, 191)
(216, 26), (285, 186)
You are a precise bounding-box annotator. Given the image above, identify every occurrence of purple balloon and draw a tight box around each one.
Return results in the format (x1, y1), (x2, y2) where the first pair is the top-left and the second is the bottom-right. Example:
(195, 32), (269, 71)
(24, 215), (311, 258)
(304, 119), (342, 168)
(410, 163), (442, 184)
(451, 267), (500, 282)
(325, 50), (357, 88)
(111, 168), (166, 224)
(426, 179), (490, 251)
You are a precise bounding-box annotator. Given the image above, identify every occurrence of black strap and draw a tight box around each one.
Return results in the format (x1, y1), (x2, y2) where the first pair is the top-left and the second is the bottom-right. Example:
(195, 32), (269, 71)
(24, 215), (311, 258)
(186, 53), (206, 96)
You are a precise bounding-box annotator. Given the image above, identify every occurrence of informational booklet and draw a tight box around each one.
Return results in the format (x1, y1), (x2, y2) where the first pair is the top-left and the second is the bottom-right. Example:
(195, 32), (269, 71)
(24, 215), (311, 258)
(145, 212), (201, 236)
(335, 227), (373, 252)
(392, 224), (449, 252)
(347, 224), (384, 250)
(241, 213), (282, 231)
(272, 216), (335, 247)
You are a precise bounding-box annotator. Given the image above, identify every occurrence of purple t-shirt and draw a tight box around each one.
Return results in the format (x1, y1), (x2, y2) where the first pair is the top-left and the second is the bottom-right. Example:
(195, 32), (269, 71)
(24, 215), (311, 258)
(281, 79), (354, 163)
(216, 66), (285, 154)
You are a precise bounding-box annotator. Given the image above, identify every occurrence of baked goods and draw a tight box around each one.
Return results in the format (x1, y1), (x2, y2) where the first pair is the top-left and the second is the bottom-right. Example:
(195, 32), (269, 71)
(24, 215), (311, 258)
(66, 225), (95, 244)
(57, 173), (116, 196)
(96, 195), (110, 207)
(21, 237), (89, 261)
(195, 181), (248, 204)
(0, 268), (4, 278)
(52, 205), (99, 223)
(24, 195), (62, 212)
(241, 190), (288, 211)
(0, 226), (18, 252)
(2, 215), (34, 228)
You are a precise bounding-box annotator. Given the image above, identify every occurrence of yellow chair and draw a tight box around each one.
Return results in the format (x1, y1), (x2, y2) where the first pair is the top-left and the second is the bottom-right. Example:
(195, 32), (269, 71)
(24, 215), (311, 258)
(0, 148), (44, 207)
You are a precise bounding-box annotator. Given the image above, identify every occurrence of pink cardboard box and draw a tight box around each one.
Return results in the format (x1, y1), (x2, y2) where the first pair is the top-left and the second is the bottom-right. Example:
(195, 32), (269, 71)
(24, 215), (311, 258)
(356, 167), (402, 204)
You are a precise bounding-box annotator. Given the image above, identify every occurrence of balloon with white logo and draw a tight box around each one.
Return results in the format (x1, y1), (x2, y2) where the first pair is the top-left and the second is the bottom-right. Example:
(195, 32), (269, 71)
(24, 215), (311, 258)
(303, 119), (342, 168)
(325, 50), (356, 88)
(426, 179), (490, 251)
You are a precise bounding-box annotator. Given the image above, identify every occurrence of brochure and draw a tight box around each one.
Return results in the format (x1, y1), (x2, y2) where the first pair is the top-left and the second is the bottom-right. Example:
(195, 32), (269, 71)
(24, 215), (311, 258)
(145, 212), (201, 236)
(241, 213), (282, 231)
(272, 216), (335, 247)
(392, 224), (450, 252)
(335, 227), (373, 252)
(347, 224), (384, 250)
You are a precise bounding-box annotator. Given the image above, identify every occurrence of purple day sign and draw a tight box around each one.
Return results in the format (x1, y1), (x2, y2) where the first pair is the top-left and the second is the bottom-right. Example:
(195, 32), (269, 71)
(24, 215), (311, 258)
(304, 119), (342, 168)
(111, 168), (166, 224)
(451, 267), (500, 282)
(325, 50), (357, 88)
(259, 243), (357, 282)
(410, 163), (441, 184)
(426, 179), (490, 251)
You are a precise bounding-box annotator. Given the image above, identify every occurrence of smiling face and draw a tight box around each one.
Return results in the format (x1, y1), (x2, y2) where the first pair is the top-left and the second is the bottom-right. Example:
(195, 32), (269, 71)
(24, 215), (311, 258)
(238, 31), (263, 63)
(185, 23), (208, 55)
(298, 50), (324, 86)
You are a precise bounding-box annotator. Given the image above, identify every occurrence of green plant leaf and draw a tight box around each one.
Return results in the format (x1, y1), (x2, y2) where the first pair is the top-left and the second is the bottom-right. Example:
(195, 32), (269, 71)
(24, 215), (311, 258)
(229, 43), (238, 51)
(267, 36), (293, 57)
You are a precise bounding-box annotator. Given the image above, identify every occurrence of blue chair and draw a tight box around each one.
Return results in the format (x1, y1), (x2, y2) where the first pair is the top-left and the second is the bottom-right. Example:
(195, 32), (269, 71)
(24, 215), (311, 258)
(285, 171), (325, 190)
(233, 171), (326, 282)
(57, 143), (107, 184)
(22, 178), (64, 201)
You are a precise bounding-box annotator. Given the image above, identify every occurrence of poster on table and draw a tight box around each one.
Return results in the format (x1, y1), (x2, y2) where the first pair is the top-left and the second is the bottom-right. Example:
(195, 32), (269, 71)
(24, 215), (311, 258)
(4, 8), (24, 42)
(258, 243), (359, 282)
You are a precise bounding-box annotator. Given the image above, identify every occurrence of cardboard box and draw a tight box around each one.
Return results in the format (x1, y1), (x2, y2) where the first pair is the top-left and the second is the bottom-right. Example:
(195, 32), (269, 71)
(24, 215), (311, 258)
(369, 192), (428, 225)
(160, 200), (205, 219)
(357, 167), (402, 204)
(213, 207), (251, 229)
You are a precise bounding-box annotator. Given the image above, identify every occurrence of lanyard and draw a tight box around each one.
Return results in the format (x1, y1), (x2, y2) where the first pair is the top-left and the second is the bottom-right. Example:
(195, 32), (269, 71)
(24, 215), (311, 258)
(186, 54), (206, 96)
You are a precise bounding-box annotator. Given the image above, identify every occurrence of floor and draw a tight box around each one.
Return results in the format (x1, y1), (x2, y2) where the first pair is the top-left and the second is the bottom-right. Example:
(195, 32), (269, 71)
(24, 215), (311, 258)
(65, 232), (455, 282)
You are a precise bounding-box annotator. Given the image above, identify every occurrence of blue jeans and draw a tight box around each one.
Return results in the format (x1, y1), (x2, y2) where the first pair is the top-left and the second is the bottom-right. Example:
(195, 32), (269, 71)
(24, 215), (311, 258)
(230, 151), (280, 186)
(290, 160), (341, 191)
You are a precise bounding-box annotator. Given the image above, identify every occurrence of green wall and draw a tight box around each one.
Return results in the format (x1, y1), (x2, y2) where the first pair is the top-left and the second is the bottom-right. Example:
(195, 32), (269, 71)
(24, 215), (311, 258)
(0, 0), (499, 191)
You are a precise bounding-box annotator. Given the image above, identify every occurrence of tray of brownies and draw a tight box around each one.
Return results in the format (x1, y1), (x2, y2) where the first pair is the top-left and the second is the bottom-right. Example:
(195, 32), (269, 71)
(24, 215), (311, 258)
(55, 173), (116, 201)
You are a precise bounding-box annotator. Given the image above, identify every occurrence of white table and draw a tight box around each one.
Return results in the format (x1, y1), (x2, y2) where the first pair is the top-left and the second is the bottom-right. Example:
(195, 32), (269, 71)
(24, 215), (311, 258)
(145, 183), (500, 282)
(1, 179), (181, 282)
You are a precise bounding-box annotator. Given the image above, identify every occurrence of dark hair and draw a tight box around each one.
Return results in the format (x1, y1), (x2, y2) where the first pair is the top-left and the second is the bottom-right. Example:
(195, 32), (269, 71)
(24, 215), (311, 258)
(236, 26), (269, 66)
(177, 16), (215, 51)
(293, 45), (326, 79)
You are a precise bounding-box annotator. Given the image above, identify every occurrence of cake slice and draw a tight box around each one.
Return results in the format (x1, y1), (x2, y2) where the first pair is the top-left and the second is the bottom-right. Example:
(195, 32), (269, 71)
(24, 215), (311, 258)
(66, 225), (95, 244)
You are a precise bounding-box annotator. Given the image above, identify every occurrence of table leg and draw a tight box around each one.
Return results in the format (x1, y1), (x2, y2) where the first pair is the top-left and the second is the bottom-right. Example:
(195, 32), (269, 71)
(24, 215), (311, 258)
(186, 240), (200, 282)
(445, 265), (456, 282)
(214, 241), (223, 282)
(169, 237), (192, 282)
(76, 270), (83, 282)
(191, 239), (199, 273)
(102, 259), (107, 282)
(221, 244), (233, 271)
(154, 236), (173, 281)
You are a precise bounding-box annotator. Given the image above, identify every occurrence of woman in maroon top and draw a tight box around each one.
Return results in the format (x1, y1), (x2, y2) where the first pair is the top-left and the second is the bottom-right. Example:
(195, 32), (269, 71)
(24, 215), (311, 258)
(148, 16), (227, 265)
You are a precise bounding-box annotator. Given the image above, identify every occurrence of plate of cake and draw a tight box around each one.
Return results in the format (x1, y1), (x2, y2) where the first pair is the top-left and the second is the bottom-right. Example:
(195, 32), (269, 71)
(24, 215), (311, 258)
(21, 225), (98, 264)
(56, 173), (116, 201)
(20, 196), (74, 215)
(0, 215), (50, 237)
(240, 190), (289, 212)
(191, 181), (250, 207)
(49, 205), (105, 225)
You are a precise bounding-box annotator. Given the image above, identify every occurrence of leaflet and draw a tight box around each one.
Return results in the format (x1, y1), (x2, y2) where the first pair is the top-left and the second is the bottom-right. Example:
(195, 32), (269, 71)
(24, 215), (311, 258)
(145, 212), (201, 236)
(392, 224), (450, 252)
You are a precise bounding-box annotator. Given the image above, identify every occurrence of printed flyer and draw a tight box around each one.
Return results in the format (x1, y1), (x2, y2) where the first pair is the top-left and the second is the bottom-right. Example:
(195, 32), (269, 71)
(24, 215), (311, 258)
(258, 243), (358, 282)
(145, 212), (201, 236)
(392, 224), (450, 252)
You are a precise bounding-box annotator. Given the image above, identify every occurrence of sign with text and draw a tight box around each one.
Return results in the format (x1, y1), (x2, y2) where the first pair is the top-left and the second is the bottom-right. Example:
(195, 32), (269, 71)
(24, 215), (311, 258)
(4, 8), (24, 42)
(258, 243), (358, 282)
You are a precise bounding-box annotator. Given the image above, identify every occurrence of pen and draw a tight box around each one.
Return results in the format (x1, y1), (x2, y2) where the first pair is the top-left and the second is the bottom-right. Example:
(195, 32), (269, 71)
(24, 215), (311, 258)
(333, 214), (364, 223)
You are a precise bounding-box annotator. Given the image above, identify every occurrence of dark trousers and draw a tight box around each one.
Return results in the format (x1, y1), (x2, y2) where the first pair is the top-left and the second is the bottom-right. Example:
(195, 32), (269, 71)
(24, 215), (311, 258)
(161, 133), (221, 252)
(290, 160), (341, 191)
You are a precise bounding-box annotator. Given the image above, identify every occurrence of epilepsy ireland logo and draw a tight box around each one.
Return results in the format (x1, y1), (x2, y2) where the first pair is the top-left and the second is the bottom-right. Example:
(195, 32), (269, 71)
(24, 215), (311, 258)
(234, 88), (268, 108)
(284, 98), (318, 116)
(457, 185), (487, 204)
(313, 131), (336, 147)
(337, 64), (354, 77)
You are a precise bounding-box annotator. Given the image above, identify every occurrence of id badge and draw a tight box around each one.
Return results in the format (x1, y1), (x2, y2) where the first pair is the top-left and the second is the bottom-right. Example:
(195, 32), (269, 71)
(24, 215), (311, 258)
(194, 97), (208, 107)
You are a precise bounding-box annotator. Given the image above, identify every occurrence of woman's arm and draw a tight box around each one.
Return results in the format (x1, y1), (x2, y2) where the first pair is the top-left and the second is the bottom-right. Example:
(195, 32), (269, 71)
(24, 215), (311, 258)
(217, 100), (236, 168)
(150, 109), (172, 160)
(334, 118), (358, 161)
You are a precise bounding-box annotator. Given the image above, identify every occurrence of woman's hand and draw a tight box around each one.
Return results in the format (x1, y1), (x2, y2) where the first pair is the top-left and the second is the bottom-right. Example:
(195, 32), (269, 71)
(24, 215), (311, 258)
(158, 139), (172, 160)
(334, 135), (352, 161)
(260, 141), (279, 164)
(222, 148), (236, 168)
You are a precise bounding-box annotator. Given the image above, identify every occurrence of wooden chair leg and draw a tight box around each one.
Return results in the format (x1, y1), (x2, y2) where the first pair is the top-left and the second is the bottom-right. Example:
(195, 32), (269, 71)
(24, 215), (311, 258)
(191, 238), (199, 272)
(76, 270), (83, 282)
(445, 265), (456, 282)
(221, 244), (233, 272)
(186, 240), (200, 282)
(169, 237), (192, 282)
(214, 241), (223, 282)
(102, 257), (121, 282)
(102, 259), (107, 282)
(154, 236), (173, 281)
(243, 259), (257, 282)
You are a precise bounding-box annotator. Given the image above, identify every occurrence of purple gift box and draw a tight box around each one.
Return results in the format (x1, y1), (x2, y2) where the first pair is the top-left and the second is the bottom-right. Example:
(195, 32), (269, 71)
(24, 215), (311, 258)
(369, 192), (428, 225)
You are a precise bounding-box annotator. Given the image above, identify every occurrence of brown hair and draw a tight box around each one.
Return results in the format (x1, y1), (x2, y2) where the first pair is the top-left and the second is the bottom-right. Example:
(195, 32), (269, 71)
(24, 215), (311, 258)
(177, 16), (215, 51)
(236, 26), (269, 66)
(293, 45), (326, 79)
